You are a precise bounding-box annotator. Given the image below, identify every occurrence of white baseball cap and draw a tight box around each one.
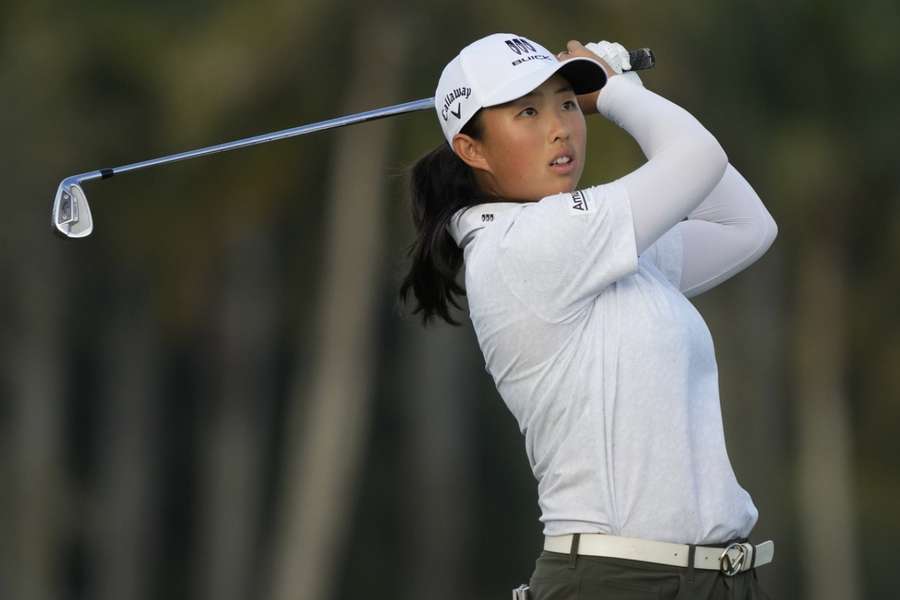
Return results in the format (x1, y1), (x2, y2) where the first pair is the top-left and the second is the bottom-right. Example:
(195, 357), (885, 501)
(434, 33), (608, 145)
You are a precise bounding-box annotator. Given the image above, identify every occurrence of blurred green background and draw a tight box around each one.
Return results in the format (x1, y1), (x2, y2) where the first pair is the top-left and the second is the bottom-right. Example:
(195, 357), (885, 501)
(2, 1), (899, 599)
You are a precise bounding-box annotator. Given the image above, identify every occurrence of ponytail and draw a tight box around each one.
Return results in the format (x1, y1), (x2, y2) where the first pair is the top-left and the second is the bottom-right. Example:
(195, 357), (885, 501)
(398, 110), (494, 327)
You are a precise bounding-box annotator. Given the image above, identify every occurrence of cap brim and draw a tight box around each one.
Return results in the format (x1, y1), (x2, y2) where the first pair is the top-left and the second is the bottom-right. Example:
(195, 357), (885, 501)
(557, 56), (608, 94)
(481, 56), (607, 107)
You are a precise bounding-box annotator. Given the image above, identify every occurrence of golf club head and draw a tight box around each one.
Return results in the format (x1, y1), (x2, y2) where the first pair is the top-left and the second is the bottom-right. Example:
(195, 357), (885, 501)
(52, 178), (93, 238)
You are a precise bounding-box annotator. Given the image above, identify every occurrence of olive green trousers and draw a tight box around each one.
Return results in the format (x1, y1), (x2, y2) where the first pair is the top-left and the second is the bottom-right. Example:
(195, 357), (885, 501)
(527, 535), (775, 599)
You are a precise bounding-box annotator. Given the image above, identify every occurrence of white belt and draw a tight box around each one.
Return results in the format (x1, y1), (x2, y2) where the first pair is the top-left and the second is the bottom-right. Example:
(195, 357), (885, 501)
(544, 533), (774, 576)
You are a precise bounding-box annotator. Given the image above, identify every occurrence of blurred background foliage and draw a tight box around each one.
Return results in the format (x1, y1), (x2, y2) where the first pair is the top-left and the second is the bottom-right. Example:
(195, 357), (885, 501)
(1, 0), (898, 599)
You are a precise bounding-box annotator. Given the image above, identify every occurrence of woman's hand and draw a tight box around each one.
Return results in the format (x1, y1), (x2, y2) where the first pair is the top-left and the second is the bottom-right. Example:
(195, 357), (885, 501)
(585, 40), (644, 88)
(557, 40), (616, 115)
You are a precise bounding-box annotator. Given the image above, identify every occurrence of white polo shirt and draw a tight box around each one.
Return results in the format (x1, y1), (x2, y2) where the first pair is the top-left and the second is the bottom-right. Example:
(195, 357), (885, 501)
(447, 183), (759, 545)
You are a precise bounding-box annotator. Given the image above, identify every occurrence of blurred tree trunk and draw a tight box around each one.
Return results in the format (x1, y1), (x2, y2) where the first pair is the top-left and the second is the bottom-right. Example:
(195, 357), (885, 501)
(268, 10), (410, 600)
(793, 235), (862, 600)
(734, 257), (791, 600)
(708, 249), (790, 598)
(7, 249), (66, 600)
(92, 275), (161, 600)
(404, 321), (475, 600)
(194, 229), (278, 600)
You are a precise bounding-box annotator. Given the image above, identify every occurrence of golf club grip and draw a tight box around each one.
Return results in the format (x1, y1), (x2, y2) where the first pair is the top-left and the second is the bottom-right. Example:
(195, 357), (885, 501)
(627, 48), (655, 71)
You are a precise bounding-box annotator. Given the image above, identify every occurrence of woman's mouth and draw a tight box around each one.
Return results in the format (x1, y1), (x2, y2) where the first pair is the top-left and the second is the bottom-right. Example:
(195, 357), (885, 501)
(549, 154), (576, 174)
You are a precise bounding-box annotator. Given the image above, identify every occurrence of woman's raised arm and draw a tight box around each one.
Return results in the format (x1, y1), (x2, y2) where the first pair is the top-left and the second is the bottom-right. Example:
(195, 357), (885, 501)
(597, 74), (729, 256)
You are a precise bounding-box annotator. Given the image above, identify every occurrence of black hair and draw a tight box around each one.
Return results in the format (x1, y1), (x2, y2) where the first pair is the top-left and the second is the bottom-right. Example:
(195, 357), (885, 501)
(398, 109), (497, 327)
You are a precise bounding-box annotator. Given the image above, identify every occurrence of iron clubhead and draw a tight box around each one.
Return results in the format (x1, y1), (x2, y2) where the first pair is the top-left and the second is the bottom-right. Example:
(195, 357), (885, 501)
(52, 179), (93, 238)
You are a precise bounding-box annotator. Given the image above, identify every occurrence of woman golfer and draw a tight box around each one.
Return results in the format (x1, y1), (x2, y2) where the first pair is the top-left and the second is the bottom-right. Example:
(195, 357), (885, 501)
(400, 33), (778, 599)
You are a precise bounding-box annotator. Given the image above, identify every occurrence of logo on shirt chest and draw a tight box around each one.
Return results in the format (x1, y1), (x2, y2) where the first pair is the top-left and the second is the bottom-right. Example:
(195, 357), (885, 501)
(570, 190), (589, 211)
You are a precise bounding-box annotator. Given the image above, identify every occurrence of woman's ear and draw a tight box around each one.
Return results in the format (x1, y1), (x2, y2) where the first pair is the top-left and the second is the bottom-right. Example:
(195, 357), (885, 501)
(451, 133), (492, 173)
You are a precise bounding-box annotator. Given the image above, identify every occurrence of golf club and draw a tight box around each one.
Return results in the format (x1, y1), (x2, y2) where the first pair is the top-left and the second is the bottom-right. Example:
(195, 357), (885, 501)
(51, 48), (655, 239)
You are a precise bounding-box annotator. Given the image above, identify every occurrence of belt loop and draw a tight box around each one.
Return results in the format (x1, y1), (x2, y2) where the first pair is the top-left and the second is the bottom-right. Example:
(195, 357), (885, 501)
(568, 533), (580, 569)
(686, 543), (696, 584)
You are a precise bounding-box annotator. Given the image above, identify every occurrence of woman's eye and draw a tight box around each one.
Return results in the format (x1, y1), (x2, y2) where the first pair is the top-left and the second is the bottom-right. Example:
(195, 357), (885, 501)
(519, 107), (537, 117)
(563, 100), (577, 110)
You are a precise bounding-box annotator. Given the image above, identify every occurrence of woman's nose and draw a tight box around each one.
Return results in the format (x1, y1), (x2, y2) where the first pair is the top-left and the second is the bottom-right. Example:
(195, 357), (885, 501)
(548, 110), (571, 141)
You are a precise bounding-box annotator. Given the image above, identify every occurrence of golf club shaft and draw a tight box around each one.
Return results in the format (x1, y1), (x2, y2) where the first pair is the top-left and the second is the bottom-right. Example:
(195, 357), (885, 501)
(67, 97), (435, 185)
(69, 48), (654, 184)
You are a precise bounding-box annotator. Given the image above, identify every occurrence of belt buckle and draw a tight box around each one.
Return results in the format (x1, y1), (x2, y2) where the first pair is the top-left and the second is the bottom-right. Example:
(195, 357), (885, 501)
(718, 542), (748, 576)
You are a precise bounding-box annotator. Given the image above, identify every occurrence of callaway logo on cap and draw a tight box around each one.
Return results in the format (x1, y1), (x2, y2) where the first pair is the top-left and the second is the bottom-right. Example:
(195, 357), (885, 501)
(434, 33), (608, 145)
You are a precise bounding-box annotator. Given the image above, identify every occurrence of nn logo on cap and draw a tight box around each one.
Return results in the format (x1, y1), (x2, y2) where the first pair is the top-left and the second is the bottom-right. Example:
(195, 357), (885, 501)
(504, 36), (551, 66)
(505, 38), (537, 55)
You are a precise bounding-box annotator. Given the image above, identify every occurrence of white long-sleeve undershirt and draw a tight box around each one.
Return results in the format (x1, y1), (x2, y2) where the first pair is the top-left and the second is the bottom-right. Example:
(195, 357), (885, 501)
(597, 75), (777, 298)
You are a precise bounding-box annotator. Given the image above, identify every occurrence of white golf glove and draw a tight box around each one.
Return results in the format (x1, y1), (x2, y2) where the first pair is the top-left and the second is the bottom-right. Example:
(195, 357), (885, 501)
(586, 40), (643, 87)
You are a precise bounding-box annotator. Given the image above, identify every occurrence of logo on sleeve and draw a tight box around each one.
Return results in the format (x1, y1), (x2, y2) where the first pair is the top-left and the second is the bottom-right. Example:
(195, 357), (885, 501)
(570, 190), (589, 211)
